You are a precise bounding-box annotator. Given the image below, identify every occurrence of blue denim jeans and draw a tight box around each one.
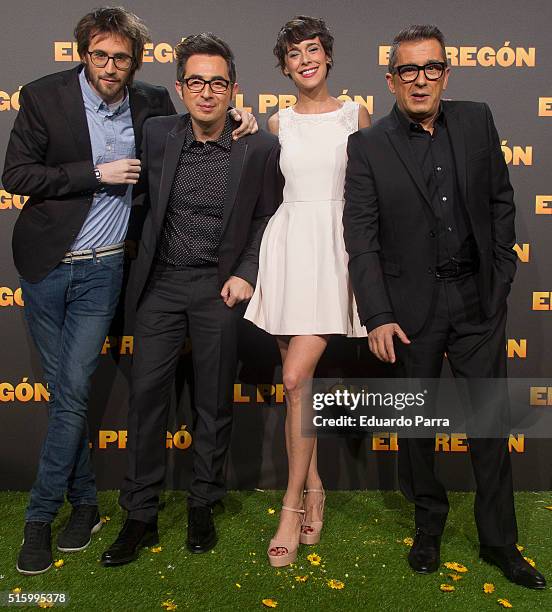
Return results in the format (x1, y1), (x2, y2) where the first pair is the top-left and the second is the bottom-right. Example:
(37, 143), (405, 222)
(20, 252), (124, 523)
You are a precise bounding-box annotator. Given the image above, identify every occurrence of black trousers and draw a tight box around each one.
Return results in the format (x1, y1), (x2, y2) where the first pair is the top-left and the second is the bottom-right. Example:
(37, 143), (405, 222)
(395, 273), (517, 546)
(119, 264), (241, 521)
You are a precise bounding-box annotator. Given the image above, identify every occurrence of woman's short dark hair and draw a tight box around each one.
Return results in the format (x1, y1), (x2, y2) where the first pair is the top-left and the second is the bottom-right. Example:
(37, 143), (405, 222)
(273, 15), (334, 77)
(174, 33), (236, 83)
(74, 7), (151, 75)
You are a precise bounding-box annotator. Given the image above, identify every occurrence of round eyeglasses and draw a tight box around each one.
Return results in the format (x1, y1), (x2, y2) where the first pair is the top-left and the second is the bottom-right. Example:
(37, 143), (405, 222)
(87, 50), (133, 71)
(180, 77), (232, 94)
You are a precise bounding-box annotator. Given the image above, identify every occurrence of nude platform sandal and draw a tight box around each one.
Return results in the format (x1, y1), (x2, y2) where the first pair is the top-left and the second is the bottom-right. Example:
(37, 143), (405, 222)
(267, 506), (305, 567)
(300, 489), (326, 545)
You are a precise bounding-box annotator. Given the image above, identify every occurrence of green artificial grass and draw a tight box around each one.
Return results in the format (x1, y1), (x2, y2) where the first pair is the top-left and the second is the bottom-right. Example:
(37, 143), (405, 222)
(0, 491), (550, 611)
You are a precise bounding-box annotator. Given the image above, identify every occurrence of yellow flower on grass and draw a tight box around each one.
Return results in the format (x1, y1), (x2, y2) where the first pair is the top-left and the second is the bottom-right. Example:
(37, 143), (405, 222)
(524, 557), (536, 567)
(295, 575), (308, 582)
(267, 508), (276, 515)
(307, 553), (321, 566)
(483, 583), (495, 593)
(448, 573), (463, 581)
(235, 583), (241, 588)
(497, 599), (513, 608)
(262, 599), (278, 608)
(151, 546), (163, 553)
(403, 537), (414, 547)
(327, 579), (345, 590)
(443, 562), (468, 573)
(11, 588), (22, 594)
(101, 515), (111, 523)
(53, 559), (64, 568)
(515, 544), (524, 552)
(161, 600), (177, 611)
(439, 584), (455, 592)
(38, 601), (54, 609)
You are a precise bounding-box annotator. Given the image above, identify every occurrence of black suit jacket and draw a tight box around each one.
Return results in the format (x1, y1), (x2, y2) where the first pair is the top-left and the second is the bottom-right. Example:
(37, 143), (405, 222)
(2, 66), (176, 282)
(343, 101), (516, 336)
(126, 113), (282, 311)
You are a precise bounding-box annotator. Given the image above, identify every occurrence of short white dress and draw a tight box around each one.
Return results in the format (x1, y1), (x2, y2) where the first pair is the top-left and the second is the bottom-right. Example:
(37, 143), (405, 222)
(244, 100), (366, 337)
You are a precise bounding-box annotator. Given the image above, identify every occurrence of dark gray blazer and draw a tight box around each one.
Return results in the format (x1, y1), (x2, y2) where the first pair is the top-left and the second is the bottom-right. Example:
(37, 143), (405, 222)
(3, 66), (176, 282)
(126, 113), (282, 311)
(343, 101), (516, 335)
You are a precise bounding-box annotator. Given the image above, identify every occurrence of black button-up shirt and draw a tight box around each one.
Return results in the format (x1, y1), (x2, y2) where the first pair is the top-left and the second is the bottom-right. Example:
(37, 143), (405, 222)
(395, 105), (477, 269)
(156, 115), (233, 266)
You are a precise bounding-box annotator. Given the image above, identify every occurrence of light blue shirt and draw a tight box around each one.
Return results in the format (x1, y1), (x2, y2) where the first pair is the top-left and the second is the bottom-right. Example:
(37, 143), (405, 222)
(71, 67), (135, 250)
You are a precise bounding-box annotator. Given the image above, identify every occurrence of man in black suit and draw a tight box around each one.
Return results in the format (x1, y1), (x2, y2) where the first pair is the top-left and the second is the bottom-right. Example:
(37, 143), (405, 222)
(101, 33), (281, 566)
(2, 9), (254, 576)
(343, 25), (545, 589)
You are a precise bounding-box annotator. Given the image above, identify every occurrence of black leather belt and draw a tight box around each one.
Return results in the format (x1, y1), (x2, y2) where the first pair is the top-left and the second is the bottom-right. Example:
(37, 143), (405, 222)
(434, 261), (477, 279)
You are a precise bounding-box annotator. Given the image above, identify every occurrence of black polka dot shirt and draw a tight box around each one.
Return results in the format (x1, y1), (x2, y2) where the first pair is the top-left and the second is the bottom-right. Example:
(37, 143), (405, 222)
(156, 115), (233, 266)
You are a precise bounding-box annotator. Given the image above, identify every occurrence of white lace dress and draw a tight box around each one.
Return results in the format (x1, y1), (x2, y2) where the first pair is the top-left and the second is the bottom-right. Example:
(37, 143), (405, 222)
(244, 100), (366, 337)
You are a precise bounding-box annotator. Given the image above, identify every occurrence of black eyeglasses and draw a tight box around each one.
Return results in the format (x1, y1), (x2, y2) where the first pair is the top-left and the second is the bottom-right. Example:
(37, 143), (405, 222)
(394, 62), (447, 83)
(87, 50), (134, 71)
(180, 77), (232, 94)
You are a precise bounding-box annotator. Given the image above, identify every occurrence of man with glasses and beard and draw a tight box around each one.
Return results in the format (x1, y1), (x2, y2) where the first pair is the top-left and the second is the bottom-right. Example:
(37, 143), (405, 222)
(343, 24), (546, 590)
(2, 7), (255, 576)
(101, 33), (281, 566)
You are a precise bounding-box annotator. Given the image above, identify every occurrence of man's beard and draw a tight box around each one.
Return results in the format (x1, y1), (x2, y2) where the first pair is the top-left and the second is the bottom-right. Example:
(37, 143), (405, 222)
(84, 66), (130, 103)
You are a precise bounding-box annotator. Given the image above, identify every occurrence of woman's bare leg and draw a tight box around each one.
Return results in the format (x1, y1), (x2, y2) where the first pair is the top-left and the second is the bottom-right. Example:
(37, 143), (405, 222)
(269, 334), (327, 556)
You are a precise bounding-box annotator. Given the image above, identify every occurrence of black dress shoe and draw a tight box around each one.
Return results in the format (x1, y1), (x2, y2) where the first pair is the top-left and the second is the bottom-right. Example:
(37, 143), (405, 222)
(408, 529), (441, 574)
(480, 544), (547, 589)
(187, 506), (217, 554)
(101, 519), (158, 567)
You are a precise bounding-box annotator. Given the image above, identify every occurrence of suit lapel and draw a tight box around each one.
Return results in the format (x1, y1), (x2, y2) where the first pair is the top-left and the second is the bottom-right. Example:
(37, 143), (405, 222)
(129, 86), (148, 154)
(155, 115), (189, 228)
(443, 104), (468, 207)
(59, 67), (93, 160)
(221, 137), (248, 235)
(386, 123), (432, 210)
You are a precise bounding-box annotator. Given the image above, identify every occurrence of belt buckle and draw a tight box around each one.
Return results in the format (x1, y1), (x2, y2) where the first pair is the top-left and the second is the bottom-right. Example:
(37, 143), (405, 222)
(435, 261), (460, 279)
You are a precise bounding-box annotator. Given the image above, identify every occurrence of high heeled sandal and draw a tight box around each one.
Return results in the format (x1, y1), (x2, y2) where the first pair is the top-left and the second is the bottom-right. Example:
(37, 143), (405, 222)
(267, 505), (305, 567)
(300, 489), (326, 545)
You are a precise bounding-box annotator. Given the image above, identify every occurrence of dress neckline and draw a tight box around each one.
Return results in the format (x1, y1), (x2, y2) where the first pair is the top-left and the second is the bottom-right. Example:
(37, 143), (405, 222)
(289, 101), (348, 117)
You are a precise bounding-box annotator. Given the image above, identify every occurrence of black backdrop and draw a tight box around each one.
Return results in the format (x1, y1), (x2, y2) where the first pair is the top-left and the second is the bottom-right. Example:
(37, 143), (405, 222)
(1, 0), (551, 492)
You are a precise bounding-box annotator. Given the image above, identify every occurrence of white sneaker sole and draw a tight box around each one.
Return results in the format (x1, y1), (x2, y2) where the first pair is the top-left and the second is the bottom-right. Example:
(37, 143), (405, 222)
(57, 519), (103, 552)
(16, 561), (52, 575)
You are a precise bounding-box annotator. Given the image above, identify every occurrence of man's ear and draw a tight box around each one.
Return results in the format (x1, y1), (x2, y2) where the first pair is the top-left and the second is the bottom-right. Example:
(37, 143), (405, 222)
(385, 72), (396, 95)
(442, 67), (451, 92)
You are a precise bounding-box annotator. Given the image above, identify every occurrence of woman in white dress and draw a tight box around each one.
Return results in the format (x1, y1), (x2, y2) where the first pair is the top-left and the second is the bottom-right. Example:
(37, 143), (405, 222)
(244, 16), (371, 567)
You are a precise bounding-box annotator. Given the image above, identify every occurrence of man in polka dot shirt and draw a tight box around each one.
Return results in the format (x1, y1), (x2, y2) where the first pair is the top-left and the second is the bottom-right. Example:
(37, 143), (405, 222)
(102, 33), (282, 567)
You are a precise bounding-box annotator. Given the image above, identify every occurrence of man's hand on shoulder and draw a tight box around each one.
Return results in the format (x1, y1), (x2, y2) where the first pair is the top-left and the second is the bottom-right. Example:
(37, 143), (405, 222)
(368, 323), (410, 363)
(220, 275), (254, 307)
(97, 159), (141, 185)
(228, 108), (258, 140)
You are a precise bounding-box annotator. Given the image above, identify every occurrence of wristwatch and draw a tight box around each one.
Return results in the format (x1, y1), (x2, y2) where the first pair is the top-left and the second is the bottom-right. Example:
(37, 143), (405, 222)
(94, 167), (102, 183)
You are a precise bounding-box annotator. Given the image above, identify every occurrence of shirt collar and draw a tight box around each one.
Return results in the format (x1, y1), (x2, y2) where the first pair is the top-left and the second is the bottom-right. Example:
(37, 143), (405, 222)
(394, 102), (445, 136)
(183, 114), (235, 151)
(78, 65), (129, 115)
